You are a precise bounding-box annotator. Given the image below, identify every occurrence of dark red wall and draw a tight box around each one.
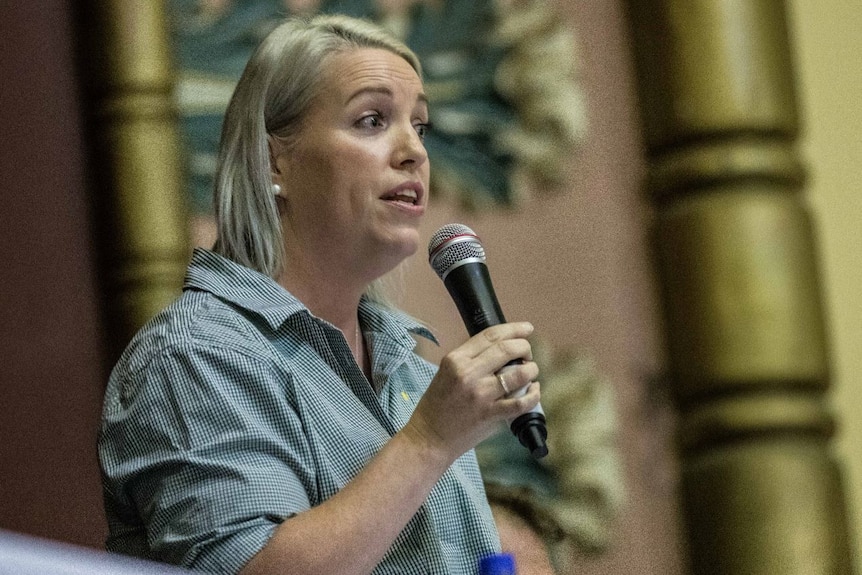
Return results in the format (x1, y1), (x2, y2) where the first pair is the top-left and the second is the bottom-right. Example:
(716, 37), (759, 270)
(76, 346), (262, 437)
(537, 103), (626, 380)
(0, 0), (108, 548)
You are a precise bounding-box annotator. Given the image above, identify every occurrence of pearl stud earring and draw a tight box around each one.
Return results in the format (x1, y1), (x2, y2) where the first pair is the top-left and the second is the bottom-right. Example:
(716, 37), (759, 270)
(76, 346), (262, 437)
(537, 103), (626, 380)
(273, 184), (282, 196)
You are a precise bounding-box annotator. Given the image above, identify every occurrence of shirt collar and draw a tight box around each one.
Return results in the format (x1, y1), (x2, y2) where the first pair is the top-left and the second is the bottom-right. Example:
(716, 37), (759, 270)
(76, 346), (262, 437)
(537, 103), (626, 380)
(184, 248), (307, 330)
(184, 248), (437, 344)
(358, 298), (438, 346)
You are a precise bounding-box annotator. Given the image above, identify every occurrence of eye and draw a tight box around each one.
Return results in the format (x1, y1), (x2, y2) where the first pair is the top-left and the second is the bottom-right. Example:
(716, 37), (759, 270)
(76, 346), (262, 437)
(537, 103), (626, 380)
(356, 113), (386, 130)
(414, 122), (432, 141)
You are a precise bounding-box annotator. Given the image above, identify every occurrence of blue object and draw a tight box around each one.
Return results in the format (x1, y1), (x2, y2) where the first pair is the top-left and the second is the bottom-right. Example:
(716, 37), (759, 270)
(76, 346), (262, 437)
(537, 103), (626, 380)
(478, 552), (517, 575)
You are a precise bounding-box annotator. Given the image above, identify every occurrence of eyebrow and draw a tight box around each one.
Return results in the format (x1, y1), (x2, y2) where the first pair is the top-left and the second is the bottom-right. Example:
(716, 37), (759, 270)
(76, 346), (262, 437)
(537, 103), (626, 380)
(345, 86), (429, 106)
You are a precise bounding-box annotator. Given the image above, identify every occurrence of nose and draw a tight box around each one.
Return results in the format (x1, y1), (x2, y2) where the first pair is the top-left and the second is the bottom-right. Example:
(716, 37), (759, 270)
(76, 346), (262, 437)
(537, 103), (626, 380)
(392, 122), (428, 171)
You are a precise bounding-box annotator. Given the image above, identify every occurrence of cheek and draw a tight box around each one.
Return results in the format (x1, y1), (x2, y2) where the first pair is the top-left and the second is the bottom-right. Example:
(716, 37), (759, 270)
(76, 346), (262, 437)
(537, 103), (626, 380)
(289, 136), (391, 208)
(330, 145), (389, 191)
(287, 148), (341, 198)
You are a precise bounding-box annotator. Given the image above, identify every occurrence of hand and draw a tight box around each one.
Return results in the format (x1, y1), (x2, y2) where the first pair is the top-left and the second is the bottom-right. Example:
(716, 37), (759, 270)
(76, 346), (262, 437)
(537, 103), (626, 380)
(404, 322), (541, 461)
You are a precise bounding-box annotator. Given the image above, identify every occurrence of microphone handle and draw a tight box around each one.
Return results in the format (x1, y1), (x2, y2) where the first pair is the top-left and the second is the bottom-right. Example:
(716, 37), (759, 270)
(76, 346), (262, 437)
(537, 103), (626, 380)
(443, 263), (548, 459)
(443, 262), (505, 336)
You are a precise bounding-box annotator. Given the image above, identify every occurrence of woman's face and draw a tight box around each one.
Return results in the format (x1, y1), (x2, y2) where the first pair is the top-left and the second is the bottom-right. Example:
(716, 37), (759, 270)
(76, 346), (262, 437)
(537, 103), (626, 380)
(272, 47), (430, 283)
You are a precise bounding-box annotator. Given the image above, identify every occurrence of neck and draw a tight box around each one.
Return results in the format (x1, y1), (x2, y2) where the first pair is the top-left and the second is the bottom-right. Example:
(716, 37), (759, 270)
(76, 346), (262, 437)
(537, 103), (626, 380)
(279, 242), (364, 315)
(277, 258), (370, 377)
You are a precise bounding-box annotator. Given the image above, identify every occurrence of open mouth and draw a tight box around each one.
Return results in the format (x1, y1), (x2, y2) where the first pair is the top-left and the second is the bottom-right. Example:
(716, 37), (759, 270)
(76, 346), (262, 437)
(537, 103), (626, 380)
(381, 188), (420, 205)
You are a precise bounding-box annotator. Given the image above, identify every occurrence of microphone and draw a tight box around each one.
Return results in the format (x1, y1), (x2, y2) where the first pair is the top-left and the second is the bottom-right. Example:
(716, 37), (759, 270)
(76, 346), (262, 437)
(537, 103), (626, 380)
(428, 223), (548, 459)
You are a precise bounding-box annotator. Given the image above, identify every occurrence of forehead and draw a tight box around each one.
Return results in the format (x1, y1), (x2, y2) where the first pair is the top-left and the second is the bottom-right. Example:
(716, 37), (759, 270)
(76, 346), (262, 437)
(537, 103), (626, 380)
(319, 47), (425, 103)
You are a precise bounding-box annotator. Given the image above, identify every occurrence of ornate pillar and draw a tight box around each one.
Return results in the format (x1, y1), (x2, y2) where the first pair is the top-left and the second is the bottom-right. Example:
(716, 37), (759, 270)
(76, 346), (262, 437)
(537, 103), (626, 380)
(624, 1), (854, 573)
(78, 0), (188, 361)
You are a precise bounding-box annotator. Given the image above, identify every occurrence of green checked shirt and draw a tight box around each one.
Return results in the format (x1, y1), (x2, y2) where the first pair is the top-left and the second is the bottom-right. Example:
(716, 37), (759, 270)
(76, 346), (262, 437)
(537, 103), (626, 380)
(99, 249), (500, 574)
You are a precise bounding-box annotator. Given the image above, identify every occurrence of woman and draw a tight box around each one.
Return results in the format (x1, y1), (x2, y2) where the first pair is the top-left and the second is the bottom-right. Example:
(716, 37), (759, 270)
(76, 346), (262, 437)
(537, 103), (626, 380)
(99, 14), (541, 575)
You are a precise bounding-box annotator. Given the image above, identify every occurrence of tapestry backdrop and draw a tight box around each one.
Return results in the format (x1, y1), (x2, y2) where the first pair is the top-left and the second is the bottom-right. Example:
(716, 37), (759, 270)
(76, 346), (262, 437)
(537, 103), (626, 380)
(170, 0), (585, 213)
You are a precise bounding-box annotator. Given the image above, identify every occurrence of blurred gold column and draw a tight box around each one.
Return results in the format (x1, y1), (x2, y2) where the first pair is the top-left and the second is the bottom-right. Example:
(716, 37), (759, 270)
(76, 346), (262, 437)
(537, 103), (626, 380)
(624, 1), (854, 573)
(78, 0), (188, 361)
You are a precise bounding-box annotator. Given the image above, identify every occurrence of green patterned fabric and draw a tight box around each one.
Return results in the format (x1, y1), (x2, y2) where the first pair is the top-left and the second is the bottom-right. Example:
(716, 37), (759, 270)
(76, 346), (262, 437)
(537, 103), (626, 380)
(99, 249), (501, 573)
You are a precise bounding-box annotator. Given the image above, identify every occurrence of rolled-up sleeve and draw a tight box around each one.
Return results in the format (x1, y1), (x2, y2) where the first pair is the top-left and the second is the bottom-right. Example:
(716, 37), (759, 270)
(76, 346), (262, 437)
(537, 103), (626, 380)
(99, 343), (314, 573)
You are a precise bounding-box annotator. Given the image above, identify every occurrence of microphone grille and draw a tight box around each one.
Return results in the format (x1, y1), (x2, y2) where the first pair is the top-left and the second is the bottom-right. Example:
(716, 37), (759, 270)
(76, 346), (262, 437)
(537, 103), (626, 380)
(427, 223), (486, 279)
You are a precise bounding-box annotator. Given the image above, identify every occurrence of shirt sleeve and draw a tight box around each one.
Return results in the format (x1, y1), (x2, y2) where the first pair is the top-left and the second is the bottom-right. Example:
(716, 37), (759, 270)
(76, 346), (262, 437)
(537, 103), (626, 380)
(99, 343), (315, 573)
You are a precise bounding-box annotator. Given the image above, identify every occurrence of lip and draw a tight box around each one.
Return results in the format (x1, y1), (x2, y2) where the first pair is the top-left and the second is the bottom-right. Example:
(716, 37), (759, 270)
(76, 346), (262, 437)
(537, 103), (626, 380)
(380, 181), (426, 211)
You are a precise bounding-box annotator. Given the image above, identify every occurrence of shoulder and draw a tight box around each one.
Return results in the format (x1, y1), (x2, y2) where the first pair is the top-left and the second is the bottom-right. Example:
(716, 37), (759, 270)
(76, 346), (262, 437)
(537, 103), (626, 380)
(104, 290), (284, 409)
(122, 289), (272, 369)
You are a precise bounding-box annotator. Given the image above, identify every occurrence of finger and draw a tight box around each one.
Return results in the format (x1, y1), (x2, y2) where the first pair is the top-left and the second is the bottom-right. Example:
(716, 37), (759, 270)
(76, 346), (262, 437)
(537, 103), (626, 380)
(495, 372), (511, 396)
(489, 337), (533, 367)
(441, 339), (533, 388)
(497, 381), (542, 416)
(458, 322), (534, 359)
(493, 362), (540, 398)
(459, 335), (534, 379)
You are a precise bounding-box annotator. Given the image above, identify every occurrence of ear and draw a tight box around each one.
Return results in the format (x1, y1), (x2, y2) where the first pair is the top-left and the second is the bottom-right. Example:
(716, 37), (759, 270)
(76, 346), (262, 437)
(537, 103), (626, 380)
(268, 134), (283, 178)
(268, 135), (286, 201)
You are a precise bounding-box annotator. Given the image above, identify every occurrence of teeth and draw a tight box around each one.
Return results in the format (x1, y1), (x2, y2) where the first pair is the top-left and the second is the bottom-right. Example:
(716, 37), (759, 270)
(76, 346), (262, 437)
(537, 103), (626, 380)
(386, 189), (418, 203)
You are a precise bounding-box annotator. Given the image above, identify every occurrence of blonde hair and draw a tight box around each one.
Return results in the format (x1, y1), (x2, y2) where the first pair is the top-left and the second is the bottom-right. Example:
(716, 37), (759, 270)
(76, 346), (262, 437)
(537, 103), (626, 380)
(212, 14), (422, 278)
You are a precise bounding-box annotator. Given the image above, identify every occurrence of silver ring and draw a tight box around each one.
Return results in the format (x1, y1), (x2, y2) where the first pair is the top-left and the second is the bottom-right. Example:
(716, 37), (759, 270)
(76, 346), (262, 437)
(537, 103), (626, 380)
(496, 373), (510, 396)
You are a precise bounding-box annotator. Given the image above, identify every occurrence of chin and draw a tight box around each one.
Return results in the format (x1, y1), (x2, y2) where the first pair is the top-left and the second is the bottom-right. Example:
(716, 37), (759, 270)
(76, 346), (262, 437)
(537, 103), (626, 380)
(375, 230), (420, 269)
(397, 228), (422, 257)
(390, 242), (419, 267)
(386, 223), (420, 248)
